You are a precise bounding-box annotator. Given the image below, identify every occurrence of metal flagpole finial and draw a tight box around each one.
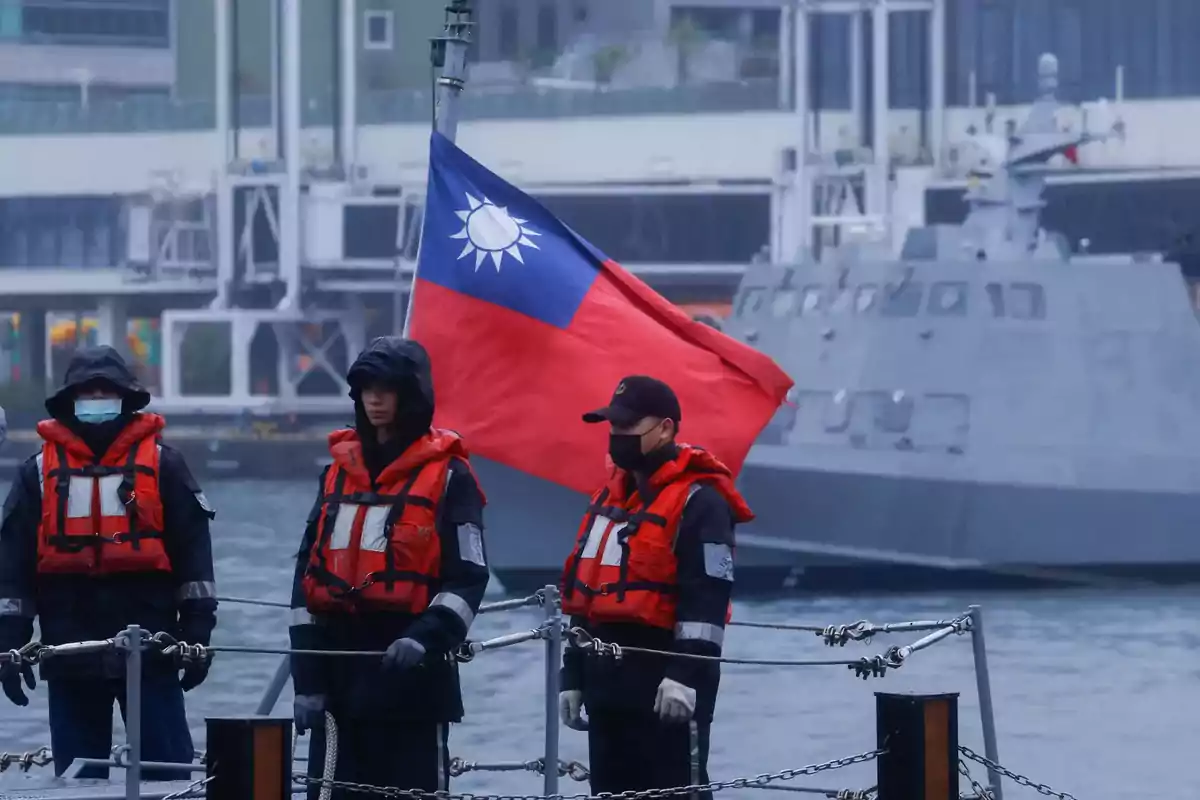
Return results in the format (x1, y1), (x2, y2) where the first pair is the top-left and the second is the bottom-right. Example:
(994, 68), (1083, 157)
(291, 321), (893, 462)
(407, 1), (475, 338)
(429, 0), (474, 141)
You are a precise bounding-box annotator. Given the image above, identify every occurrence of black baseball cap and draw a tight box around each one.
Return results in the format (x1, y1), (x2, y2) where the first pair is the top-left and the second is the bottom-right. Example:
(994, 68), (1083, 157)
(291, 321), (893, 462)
(583, 376), (682, 428)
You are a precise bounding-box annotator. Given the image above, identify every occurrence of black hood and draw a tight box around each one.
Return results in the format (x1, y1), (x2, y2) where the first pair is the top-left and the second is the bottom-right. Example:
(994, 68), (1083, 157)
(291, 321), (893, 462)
(45, 345), (151, 422)
(346, 338), (436, 465)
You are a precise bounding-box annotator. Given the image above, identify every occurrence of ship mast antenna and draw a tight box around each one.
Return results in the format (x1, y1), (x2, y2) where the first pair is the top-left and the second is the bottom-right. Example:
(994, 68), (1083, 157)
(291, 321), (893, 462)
(401, 1), (474, 337)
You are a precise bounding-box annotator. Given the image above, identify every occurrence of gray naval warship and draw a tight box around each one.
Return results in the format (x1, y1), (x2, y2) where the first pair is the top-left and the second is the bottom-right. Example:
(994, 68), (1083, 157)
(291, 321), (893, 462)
(480, 52), (1200, 596)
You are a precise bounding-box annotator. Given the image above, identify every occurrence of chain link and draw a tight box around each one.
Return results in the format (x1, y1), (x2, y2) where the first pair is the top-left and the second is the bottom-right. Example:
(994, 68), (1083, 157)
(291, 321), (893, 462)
(294, 749), (883, 800)
(959, 746), (1079, 800)
(957, 759), (993, 800)
(447, 758), (591, 781)
(2, 641), (49, 666)
(0, 746), (52, 772)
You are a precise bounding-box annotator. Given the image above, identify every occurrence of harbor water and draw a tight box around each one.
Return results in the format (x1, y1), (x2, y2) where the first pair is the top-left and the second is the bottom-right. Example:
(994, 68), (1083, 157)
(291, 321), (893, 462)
(1, 479), (1197, 800)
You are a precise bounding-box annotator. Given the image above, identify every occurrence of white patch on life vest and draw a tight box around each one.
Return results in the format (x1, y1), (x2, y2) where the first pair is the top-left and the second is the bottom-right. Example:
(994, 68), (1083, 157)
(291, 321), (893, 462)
(580, 515), (614, 558)
(599, 524), (626, 567)
(359, 506), (393, 552)
(457, 523), (486, 567)
(97, 475), (125, 517)
(65, 476), (93, 519)
(703, 543), (734, 581)
(329, 504), (360, 550)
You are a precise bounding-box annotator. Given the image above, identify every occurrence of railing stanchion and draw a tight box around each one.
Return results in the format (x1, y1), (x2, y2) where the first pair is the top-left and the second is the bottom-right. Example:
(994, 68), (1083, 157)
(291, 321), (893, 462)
(541, 584), (562, 796)
(124, 624), (143, 800)
(256, 655), (292, 715)
(968, 604), (1003, 800)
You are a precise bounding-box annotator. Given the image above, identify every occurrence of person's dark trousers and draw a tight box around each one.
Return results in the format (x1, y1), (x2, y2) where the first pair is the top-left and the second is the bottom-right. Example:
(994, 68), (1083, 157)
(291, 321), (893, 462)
(47, 673), (195, 781)
(306, 717), (451, 800)
(587, 710), (713, 800)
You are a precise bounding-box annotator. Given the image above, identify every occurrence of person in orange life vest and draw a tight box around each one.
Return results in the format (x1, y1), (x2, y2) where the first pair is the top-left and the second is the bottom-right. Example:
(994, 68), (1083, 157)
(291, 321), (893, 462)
(0, 345), (217, 780)
(559, 375), (752, 799)
(289, 337), (489, 798)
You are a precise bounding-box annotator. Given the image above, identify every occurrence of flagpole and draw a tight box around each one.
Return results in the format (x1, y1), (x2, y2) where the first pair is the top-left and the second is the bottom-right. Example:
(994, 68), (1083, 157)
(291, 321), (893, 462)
(401, 0), (474, 337)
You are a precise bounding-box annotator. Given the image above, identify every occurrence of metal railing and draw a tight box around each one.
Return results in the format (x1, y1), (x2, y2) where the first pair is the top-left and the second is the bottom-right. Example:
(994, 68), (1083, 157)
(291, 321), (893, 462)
(0, 79), (783, 137)
(1, 591), (1016, 800)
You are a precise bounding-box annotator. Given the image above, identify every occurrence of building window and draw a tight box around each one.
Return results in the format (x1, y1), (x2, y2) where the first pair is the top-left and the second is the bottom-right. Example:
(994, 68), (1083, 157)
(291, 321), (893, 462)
(946, 0), (1200, 104)
(737, 287), (766, 317)
(810, 14), (849, 110)
(18, 0), (170, 48)
(1008, 282), (1046, 320)
(986, 282), (1005, 317)
(771, 289), (798, 318)
(983, 281), (1046, 320)
(876, 390), (914, 434)
(881, 281), (924, 317)
(364, 10), (393, 51)
(536, 1), (558, 53)
(855, 284), (878, 313)
(498, 0), (519, 60)
(800, 285), (824, 316)
(928, 281), (968, 316)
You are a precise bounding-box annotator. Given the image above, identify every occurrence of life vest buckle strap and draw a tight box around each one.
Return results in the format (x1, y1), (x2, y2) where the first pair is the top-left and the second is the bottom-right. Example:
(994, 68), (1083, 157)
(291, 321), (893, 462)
(363, 569), (434, 587)
(601, 506), (629, 522)
(46, 533), (100, 553)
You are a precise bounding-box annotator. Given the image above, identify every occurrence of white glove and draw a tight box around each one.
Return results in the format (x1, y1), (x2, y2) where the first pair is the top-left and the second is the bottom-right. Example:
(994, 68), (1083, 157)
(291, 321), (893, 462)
(559, 690), (587, 731)
(653, 677), (696, 724)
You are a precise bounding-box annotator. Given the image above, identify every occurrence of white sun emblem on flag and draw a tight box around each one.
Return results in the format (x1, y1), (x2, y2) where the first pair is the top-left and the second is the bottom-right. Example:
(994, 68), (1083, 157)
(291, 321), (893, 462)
(450, 193), (541, 271)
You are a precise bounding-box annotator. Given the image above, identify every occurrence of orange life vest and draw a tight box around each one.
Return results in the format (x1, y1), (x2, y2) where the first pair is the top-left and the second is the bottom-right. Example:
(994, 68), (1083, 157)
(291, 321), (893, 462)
(302, 428), (476, 614)
(560, 445), (754, 631)
(34, 413), (172, 576)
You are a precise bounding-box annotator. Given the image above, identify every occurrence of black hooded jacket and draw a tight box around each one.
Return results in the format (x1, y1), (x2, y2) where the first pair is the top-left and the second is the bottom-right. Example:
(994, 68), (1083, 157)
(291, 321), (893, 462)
(0, 346), (218, 680)
(288, 337), (490, 722)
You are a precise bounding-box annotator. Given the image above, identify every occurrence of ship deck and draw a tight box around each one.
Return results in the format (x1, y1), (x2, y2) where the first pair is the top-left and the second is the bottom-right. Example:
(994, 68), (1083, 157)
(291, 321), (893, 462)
(0, 779), (231, 799)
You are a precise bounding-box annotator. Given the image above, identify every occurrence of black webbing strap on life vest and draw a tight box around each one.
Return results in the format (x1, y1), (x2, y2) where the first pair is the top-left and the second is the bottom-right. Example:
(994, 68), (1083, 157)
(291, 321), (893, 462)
(46, 443), (160, 553)
(365, 467), (431, 593)
(562, 487), (610, 601)
(307, 465), (436, 600)
(307, 468), (355, 598)
(566, 486), (676, 603)
(606, 475), (727, 601)
(610, 484), (666, 602)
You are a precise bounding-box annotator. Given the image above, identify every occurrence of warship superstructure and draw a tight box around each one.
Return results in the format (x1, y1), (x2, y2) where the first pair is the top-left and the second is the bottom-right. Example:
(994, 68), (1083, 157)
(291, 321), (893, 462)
(480, 53), (1200, 594)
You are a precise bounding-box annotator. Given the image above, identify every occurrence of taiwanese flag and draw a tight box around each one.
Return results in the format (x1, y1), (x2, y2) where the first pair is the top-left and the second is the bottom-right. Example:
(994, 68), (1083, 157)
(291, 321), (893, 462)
(408, 132), (794, 495)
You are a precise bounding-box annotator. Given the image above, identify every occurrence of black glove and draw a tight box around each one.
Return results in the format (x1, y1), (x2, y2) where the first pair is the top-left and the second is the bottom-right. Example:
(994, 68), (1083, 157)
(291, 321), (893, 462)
(382, 638), (426, 671)
(177, 614), (213, 692)
(294, 694), (326, 736)
(0, 658), (35, 707)
(179, 659), (211, 692)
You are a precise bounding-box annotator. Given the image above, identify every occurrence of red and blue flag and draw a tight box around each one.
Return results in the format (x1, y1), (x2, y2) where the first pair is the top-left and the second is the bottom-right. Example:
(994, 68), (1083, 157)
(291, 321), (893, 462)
(409, 131), (793, 495)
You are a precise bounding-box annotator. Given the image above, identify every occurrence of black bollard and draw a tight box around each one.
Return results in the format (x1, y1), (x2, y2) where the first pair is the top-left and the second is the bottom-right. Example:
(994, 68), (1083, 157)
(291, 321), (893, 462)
(204, 717), (292, 800)
(874, 692), (958, 800)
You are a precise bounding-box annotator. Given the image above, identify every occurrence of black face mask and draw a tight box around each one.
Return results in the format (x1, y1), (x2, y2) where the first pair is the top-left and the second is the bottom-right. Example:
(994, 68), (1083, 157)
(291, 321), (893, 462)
(609, 432), (648, 472)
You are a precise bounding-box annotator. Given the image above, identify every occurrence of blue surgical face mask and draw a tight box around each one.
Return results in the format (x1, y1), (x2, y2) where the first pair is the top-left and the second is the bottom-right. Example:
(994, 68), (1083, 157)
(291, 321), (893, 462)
(75, 398), (122, 424)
